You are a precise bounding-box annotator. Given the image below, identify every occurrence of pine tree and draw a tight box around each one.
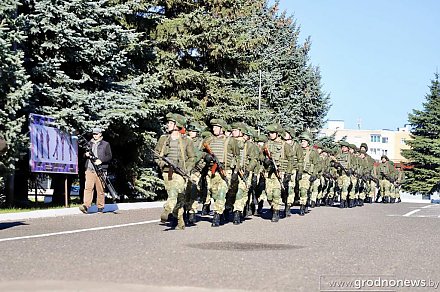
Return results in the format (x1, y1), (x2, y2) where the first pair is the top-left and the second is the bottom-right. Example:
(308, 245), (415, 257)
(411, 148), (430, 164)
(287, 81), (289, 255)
(0, 0), (32, 173)
(402, 73), (440, 194)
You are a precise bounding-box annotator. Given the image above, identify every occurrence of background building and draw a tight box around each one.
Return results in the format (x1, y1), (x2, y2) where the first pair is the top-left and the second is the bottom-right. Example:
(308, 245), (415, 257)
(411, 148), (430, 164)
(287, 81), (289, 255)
(319, 120), (412, 162)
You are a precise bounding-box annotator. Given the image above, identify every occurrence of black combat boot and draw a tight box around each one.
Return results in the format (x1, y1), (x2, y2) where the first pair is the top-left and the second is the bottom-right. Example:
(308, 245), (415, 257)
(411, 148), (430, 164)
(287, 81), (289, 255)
(202, 204), (210, 215)
(271, 209), (280, 222)
(188, 212), (196, 225)
(328, 198), (334, 206)
(211, 212), (220, 227)
(233, 211), (241, 225)
(222, 208), (230, 223)
(390, 198), (395, 203)
(299, 205), (305, 216)
(340, 200), (346, 208)
(310, 201), (316, 208)
(383, 196), (389, 203)
(348, 199), (354, 208)
(397, 198), (401, 203)
(316, 199), (321, 207)
(257, 201), (264, 214)
(285, 204), (291, 217)
(359, 199), (364, 206)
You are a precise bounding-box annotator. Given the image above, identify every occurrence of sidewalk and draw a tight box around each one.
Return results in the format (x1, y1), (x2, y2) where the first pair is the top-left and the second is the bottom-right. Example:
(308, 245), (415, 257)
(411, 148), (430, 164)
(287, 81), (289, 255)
(0, 201), (164, 222)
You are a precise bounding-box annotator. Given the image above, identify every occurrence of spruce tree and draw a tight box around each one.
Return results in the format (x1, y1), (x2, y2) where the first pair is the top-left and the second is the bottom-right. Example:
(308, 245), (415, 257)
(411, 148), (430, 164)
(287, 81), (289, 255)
(402, 73), (440, 194)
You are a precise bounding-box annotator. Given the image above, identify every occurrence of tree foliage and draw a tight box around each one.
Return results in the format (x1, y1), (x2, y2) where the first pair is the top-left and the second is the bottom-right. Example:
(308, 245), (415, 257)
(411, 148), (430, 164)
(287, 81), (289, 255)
(0, 0), (330, 203)
(402, 73), (440, 194)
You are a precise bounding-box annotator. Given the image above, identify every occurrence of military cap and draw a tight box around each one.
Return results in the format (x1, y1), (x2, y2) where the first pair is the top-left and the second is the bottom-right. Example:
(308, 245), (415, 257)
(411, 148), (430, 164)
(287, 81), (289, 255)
(380, 155), (389, 161)
(360, 142), (368, 151)
(299, 131), (312, 142)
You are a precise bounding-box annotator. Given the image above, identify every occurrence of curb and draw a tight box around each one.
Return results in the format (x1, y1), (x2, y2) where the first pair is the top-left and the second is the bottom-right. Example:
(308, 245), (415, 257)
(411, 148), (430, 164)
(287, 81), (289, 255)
(0, 201), (164, 222)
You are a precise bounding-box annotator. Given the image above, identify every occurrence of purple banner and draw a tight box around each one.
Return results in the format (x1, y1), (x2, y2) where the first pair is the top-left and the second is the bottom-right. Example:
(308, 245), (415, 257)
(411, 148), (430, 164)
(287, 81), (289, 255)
(29, 113), (78, 174)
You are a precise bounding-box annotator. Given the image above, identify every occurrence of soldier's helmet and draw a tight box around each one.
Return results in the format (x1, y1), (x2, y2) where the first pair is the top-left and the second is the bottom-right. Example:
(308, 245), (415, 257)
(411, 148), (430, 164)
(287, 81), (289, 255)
(245, 126), (257, 138)
(360, 142), (368, 151)
(255, 134), (268, 143)
(231, 122), (244, 132)
(381, 155), (389, 161)
(359, 149), (367, 155)
(210, 118), (227, 129)
(298, 131), (312, 142)
(315, 141), (323, 148)
(187, 121), (202, 132)
(266, 124), (280, 134)
(174, 114), (187, 128)
(339, 141), (350, 148)
(285, 127), (296, 138)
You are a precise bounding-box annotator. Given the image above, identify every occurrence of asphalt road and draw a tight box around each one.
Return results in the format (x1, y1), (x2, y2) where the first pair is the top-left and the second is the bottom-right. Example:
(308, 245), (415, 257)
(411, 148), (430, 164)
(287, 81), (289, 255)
(1, 202), (440, 292)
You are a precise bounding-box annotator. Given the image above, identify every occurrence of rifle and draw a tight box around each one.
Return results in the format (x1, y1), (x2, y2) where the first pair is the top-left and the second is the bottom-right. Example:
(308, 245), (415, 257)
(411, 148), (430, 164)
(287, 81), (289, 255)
(202, 142), (229, 187)
(78, 135), (119, 201)
(331, 160), (351, 176)
(262, 146), (285, 192)
(244, 173), (258, 216)
(367, 174), (379, 186)
(152, 149), (196, 185)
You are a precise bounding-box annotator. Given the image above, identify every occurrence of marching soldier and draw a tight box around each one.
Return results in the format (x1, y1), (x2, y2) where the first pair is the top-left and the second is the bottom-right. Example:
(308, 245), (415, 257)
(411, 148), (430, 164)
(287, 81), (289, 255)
(394, 164), (405, 203)
(254, 134), (268, 214)
(334, 141), (353, 208)
(261, 124), (293, 222)
(282, 127), (302, 216)
(378, 155), (395, 203)
(155, 113), (195, 230)
(310, 142), (324, 208)
(202, 118), (240, 227)
(297, 132), (319, 215)
(185, 121), (205, 224)
(360, 143), (377, 203)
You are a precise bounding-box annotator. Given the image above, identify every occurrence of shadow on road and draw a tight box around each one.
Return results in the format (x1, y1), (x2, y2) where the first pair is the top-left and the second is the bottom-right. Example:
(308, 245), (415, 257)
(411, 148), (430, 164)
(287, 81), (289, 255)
(0, 221), (28, 230)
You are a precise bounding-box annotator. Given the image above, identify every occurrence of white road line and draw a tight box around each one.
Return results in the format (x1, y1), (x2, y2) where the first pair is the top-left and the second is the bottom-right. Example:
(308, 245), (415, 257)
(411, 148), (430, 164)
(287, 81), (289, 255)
(421, 205), (433, 209)
(0, 219), (160, 243)
(403, 209), (421, 217)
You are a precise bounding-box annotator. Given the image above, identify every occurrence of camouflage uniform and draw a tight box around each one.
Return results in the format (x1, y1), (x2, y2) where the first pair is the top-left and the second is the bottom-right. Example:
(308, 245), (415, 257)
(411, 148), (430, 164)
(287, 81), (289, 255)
(394, 165), (405, 203)
(335, 141), (353, 208)
(378, 155), (395, 203)
(202, 119), (240, 227)
(297, 132), (320, 215)
(155, 113), (195, 230)
(261, 124), (293, 222)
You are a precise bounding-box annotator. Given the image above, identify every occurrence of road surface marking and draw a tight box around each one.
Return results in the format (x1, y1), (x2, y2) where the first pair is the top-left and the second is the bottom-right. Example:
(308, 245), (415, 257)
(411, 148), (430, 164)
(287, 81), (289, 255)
(0, 219), (160, 243)
(403, 209), (421, 217)
(421, 205), (433, 209)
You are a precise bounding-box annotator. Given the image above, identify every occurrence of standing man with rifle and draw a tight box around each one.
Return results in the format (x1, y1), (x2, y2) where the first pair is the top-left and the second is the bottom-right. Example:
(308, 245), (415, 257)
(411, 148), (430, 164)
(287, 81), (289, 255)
(262, 124), (293, 222)
(155, 113), (195, 230)
(202, 118), (240, 227)
(80, 128), (113, 214)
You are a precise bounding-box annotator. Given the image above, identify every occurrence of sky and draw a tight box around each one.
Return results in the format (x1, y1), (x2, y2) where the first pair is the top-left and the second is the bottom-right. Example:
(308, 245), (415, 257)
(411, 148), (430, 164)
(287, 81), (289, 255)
(276, 0), (440, 130)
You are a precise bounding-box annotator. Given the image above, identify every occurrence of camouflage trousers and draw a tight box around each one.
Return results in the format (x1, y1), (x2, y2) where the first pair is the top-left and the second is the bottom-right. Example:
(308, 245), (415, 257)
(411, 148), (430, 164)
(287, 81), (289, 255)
(208, 171), (230, 214)
(348, 176), (357, 199)
(232, 171), (251, 212)
(298, 173), (311, 205)
(286, 170), (297, 205)
(162, 172), (186, 226)
(394, 184), (401, 198)
(265, 174), (283, 211)
(379, 179), (392, 198)
(185, 173), (203, 215)
(337, 174), (351, 201)
(310, 175), (321, 203)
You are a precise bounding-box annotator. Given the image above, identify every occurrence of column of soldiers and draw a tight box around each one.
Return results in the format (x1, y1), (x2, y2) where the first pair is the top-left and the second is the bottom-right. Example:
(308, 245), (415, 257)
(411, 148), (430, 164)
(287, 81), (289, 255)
(154, 113), (405, 230)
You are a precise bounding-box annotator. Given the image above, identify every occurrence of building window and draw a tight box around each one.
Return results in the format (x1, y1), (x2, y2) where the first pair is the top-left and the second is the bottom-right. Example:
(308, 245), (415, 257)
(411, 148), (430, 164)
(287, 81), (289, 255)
(384, 150), (388, 155)
(371, 134), (380, 143)
(382, 137), (388, 143)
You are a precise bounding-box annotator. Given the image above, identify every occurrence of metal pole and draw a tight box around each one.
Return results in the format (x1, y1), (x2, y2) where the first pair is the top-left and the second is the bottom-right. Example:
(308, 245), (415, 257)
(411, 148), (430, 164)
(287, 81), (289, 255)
(258, 70), (262, 135)
(64, 176), (68, 207)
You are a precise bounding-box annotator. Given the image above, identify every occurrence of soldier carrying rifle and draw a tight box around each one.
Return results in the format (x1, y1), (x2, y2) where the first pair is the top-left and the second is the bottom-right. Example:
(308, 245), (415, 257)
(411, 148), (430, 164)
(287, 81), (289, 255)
(155, 113), (195, 230)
